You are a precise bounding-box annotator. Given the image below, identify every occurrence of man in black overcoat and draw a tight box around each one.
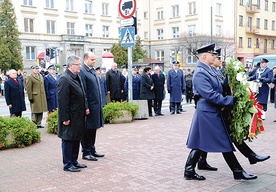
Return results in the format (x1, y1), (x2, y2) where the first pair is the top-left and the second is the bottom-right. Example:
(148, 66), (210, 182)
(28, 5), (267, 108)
(152, 66), (165, 116)
(106, 63), (124, 102)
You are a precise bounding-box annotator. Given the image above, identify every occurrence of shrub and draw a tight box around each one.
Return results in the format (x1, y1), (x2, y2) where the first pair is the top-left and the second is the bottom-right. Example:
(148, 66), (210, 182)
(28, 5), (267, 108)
(46, 110), (58, 134)
(103, 101), (139, 123)
(0, 116), (41, 149)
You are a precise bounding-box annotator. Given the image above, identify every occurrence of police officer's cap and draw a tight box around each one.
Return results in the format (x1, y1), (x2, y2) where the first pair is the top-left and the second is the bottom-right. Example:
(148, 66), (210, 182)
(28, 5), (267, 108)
(31, 65), (39, 69)
(197, 43), (217, 54)
(260, 58), (269, 63)
(47, 64), (56, 70)
(63, 64), (67, 68)
(215, 48), (221, 57)
(172, 61), (180, 65)
(95, 67), (101, 71)
(132, 67), (138, 71)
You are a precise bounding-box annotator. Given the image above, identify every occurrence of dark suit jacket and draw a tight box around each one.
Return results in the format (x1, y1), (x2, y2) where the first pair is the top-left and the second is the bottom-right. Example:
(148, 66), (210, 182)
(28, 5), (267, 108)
(140, 72), (155, 100)
(152, 73), (165, 100)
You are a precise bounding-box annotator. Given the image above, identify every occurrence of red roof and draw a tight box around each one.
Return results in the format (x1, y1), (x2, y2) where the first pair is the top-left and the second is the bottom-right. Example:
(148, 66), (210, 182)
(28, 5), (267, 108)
(102, 51), (114, 58)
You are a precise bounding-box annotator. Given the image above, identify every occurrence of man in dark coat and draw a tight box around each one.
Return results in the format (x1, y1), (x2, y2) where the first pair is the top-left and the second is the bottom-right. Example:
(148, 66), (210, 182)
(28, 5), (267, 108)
(184, 43), (257, 181)
(124, 67), (141, 100)
(4, 69), (26, 117)
(152, 66), (165, 116)
(272, 66), (276, 122)
(248, 58), (273, 119)
(140, 67), (155, 117)
(184, 69), (193, 104)
(106, 63), (124, 102)
(44, 65), (58, 112)
(79, 52), (105, 162)
(58, 55), (88, 172)
(96, 67), (108, 107)
(167, 61), (185, 114)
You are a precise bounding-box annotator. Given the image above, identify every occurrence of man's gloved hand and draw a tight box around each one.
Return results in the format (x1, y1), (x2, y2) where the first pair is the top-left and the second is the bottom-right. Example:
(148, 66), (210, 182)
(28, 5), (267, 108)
(259, 78), (264, 82)
(29, 99), (34, 103)
(168, 90), (171, 94)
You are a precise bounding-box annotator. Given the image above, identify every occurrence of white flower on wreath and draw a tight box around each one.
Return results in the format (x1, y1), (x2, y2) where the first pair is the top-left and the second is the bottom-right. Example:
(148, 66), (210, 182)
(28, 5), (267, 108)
(233, 61), (242, 71)
(236, 72), (247, 85)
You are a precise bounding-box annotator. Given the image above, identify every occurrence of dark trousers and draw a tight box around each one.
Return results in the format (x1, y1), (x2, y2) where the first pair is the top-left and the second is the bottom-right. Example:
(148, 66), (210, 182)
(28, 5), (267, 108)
(147, 99), (153, 116)
(62, 139), (80, 169)
(260, 103), (267, 111)
(154, 99), (162, 114)
(10, 111), (22, 118)
(270, 87), (275, 102)
(186, 88), (193, 103)
(111, 98), (122, 102)
(31, 112), (43, 126)
(81, 129), (97, 157)
(170, 102), (181, 112)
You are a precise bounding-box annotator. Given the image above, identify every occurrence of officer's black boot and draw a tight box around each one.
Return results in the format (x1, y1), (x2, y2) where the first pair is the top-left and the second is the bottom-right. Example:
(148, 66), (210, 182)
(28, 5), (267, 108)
(184, 149), (206, 180)
(198, 151), (218, 171)
(222, 152), (257, 180)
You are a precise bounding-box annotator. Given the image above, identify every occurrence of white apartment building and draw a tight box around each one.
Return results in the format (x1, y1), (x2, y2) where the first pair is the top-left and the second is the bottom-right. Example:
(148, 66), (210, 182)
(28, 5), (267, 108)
(10, 0), (235, 71)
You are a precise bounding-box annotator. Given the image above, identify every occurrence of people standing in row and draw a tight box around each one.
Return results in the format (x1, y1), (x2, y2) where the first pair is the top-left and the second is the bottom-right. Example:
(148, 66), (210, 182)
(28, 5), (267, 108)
(184, 43), (257, 181)
(272, 66), (276, 122)
(184, 69), (193, 104)
(106, 63), (124, 102)
(26, 65), (48, 128)
(167, 61), (185, 114)
(58, 55), (88, 172)
(79, 52), (105, 162)
(4, 69), (26, 117)
(152, 66), (165, 116)
(140, 67), (155, 117)
(248, 58), (273, 120)
(124, 67), (141, 100)
(95, 67), (108, 107)
(44, 65), (58, 112)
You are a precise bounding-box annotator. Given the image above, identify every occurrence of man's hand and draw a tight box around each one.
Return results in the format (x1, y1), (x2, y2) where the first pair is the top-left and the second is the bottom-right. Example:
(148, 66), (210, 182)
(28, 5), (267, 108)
(86, 109), (90, 115)
(107, 91), (110, 94)
(8, 104), (12, 108)
(29, 99), (34, 103)
(150, 86), (154, 90)
(63, 120), (70, 126)
(121, 90), (124, 93)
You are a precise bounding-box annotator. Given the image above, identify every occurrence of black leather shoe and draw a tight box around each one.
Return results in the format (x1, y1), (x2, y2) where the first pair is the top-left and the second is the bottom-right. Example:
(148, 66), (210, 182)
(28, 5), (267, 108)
(171, 112), (175, 115)
(64, 166), (81, 172)
(273, 120), (276, 122)
(198, 162), (218, 171)
(92, 153), (105, 157)
(233, 170), (257, 180)
(83, 155), (98, 161)
(158, 113), (164, 116)
(248, 153), (270, 164)
(184, 172), (206, 180)
(176, 111), (181, 114)
(74, 163), (87, 168)
(37, 125), (44, 129)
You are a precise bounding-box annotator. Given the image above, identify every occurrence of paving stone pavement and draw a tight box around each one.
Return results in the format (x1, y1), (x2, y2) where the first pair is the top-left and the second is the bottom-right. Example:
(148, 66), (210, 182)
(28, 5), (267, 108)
(0, 103), (276, 192)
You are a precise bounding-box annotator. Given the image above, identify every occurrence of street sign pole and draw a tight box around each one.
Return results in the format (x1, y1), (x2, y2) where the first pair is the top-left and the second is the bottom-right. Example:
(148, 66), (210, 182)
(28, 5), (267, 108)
(128, 46), (133, 101)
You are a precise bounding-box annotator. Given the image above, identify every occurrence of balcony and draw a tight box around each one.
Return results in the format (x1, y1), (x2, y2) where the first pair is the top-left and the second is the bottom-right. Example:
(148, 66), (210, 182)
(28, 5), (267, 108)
(61, 35), (86, 42)
(246, 26), (259, 34)
(245, 4), (260, 13)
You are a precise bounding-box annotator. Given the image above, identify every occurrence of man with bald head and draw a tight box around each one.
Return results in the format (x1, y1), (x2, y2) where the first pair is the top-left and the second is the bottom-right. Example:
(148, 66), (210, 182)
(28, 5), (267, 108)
(106, 63), (124, 102)
(79, 52), (105, 161)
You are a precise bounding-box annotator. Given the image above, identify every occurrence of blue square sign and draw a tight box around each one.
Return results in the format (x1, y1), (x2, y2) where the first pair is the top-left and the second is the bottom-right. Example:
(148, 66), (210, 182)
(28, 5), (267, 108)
(121, 27), (135, 47)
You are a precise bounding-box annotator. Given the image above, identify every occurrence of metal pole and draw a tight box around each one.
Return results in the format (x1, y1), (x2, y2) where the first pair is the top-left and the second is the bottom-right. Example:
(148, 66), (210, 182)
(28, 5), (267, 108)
(211, 1), (213, 42)
(127, 46), (133, 101)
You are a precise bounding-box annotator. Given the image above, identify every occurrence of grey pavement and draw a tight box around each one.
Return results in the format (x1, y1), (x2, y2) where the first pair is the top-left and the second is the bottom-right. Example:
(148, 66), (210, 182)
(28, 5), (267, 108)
(0, 99), (275, 191)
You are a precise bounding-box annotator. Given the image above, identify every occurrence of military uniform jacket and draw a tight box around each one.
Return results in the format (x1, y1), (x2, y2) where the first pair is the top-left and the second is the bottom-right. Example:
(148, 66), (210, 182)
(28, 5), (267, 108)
(186, 61), (235, 152)
(167, 69), (185, 102)
(249, 67), (273, 104)
(26, 73), (48, 113)
(44, 74), (58, 112)
(124, 75), (141, 100)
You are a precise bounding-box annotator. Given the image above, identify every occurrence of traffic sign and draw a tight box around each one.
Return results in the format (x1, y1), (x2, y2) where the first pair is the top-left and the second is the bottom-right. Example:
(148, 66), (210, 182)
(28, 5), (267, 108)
(120, 17), (134, 27)
(118, 0), (136, 19)
(121, 27), (135, 47)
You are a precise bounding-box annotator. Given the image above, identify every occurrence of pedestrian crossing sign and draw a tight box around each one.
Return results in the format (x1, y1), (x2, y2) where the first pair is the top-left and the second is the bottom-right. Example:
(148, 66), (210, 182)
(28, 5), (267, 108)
(120, 27), (135, 47)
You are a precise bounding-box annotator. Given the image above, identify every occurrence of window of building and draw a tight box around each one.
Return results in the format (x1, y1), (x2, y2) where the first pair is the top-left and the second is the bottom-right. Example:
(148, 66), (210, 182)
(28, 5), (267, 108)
(66, 0), (74, 11)
(188, 25), (196, 36)
(271, 39), (275, 49)
(216, 25), (221, 36)
(186, 48), (197, 64)
(46, 0), (54, 8)
(144, 32), (148, 39)
(256, 38), (260, 48)
(265, 0), (268, 10)
(247, 0), (252, 6)
(157, 29), (164, 39)
(257, 0), (260, 8)
(67, 22), (75, 35)
(144, 12), (148, 19)
(46, 20), (55, 34)
(188, 2), (196, 15)
(238, 37), (243, 47)
(172, 5), (179, 18)
(248, 38), (252, 48)
(85, 1), (92, 13)
(273, 20), (275, 30)
(172, 27), (179, 38)
(239, 15), (243, 26)
(157, 8), (163, 20)
(216, 3), (221, 16)
(85, 24), (92, 37)
(264, 19), (268, 29)
(102, 26), (109, 37)
(273, 2), (276, 12)
(102, 3), (108, 16)
(155, 50), (164, 62)
(24, 18), (34, 32)
(256, 18), (260, 28)
(26, 46), (35, 60)
(170, 50), (176, 63)
(23, 0), (33, 6)
(239, 0), (243, 5)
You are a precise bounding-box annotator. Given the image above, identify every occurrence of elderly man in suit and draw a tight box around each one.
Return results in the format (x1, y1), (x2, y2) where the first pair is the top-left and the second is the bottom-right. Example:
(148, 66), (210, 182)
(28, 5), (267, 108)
(167, 61), (185, 114)
(184, 43), (257, 181)
(44, 65), (58, 112)
(58, 55), (88, 172)
(4, 69), (26, 117)
(106, 63), (124, 102)
(26, 65), (48, 128)
(79, 52), (105, 162)
(152, 66), (165, 116)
